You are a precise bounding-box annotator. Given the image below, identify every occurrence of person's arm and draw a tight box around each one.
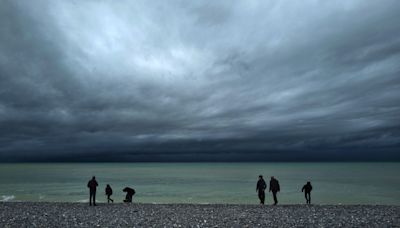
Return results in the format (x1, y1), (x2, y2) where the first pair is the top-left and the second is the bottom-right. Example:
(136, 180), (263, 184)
(269, 182), (272, 192)
(96, 181), (98, 186)
(277, 182), (280, 192)
(302, 185), (305, 192)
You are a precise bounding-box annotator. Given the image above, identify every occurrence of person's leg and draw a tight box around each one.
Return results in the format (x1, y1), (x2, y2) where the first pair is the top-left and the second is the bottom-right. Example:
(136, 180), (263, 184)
(258, 191), (265, 204)
(304, 192), (308, 204)
(273, 191), (278, 205)
(261, 191), (265, 204)
(308, 192), (311, 204)
(89, 191), (93, 206)
(93, 191), (96, 206)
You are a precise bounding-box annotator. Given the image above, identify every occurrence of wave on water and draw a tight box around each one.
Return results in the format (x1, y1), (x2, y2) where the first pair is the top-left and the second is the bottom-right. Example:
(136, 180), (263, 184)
(1, 195), (15, 202)
(199, 202), (211, 205)
(76, 199), (89, 203)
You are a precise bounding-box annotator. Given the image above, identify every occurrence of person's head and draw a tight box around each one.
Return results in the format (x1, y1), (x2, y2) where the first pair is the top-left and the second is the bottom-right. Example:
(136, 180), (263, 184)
(259, 175), (263, 179)
(92, 176), (96, 180)
(307, 181), (311, 185)
(107, 184), (110, 187)
(271, 176), (274, 180)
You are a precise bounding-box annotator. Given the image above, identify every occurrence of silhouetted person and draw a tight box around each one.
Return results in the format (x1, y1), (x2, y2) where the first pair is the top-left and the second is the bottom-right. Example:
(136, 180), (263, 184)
(123, 187), (135, 203)
(105, 184), (114, 203)
(256, 175), (267, 205)
(87, 176), (98, 206)
(302, 181), (313, 204)
(269, 176), (280, 205)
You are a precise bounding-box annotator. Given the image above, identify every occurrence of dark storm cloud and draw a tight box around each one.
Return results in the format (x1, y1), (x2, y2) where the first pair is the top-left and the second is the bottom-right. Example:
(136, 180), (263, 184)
(1, 0), (400, 161)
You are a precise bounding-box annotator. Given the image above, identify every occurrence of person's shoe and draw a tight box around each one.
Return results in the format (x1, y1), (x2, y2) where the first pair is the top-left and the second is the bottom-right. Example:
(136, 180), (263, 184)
(94, 204), (97, 206)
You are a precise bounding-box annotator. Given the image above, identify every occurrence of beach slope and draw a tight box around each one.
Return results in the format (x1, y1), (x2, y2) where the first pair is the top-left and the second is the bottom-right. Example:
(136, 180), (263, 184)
(0, 202), (399, 227)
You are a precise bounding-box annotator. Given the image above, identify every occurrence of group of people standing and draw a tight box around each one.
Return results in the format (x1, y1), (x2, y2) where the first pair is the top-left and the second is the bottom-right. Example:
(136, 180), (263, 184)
(88, 175), (312, 206)
(256, 175), (313, 205)
(87, 176), (135, 206)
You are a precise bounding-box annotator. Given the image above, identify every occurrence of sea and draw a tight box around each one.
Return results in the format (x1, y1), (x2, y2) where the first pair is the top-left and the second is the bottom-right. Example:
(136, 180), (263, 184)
(0, 163), (399, 205)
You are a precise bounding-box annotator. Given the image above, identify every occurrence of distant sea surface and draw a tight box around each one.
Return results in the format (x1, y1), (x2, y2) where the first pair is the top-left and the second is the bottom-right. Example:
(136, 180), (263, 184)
(0, 163), (399, 205)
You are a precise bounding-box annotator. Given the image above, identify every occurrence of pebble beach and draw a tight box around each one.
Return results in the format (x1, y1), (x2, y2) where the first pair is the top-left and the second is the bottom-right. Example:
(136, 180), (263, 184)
(0, 202), (399, 227)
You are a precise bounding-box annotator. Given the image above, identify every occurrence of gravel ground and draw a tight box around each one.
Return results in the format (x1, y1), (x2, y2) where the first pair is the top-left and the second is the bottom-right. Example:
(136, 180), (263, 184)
(0, 202), (399, 227)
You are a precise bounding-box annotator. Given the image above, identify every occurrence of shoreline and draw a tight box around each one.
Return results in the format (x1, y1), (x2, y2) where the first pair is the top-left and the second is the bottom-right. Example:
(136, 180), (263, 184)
(1, 202), (399, 227)
(1, 201), (400, 206)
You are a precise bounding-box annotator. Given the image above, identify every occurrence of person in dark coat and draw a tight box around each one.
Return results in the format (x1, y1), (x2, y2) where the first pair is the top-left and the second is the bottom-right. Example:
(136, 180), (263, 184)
(87, 176), (98, 206)
(105, 184), (114, 203)
(269, 176), (280, 205)
(256, 175), (267, 205)
(302, 181), (313, 204)
(123, 187), (135, 203)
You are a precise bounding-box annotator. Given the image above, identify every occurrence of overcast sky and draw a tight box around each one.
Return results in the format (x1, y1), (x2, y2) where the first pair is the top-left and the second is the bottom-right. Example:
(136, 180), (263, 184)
(1, 0), (399, 161)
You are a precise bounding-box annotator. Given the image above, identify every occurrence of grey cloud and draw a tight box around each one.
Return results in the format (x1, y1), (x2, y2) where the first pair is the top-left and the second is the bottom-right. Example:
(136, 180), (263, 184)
(0, 0), (400, 161)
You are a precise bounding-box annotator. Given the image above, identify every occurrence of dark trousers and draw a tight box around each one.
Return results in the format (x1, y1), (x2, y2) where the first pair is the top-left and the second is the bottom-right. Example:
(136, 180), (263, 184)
(124, 193), (133, 203)
(107, 194), (113, 203)
(272, 191), (278, 205)
(89, 190), (96, 205)
(305, 192), (311, 204)
(258, 190), (265, 204)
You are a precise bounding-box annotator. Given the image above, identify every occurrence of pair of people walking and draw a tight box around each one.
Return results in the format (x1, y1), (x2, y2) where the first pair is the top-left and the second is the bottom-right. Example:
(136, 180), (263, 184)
(87, 176), (134, 206)
(256, 175), (280, 205)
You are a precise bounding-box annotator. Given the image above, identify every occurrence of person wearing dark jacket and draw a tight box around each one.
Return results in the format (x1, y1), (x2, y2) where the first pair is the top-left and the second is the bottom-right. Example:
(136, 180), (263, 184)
(302, 181), (313, 204)
(269, 176), (280, 205)
(87, 176), (98, 206)
(256, 175), (267, 204)
(105, 184), (114, 203)
(123, 187), (136, 203)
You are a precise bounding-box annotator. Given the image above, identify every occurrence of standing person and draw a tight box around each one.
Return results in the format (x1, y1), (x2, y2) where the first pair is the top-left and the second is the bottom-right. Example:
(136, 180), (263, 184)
(302, 181), (313, 204)
(256, 175), (267, 205)
(105, 184), (114, 203)
(87, 176), (98, 206)
(269, 176), (280, 205)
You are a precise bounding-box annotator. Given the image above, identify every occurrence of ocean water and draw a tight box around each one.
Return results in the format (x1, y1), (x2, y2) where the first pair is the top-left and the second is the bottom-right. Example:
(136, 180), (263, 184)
(0, 163), (399, 205)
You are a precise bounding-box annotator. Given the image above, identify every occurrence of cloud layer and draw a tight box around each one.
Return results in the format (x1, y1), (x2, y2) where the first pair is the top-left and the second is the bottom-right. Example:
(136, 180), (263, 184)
(1, 0), (400, 161)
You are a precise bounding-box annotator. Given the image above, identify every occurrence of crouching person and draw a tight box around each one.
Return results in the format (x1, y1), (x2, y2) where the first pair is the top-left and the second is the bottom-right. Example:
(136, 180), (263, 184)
(123, 187), (135, 203)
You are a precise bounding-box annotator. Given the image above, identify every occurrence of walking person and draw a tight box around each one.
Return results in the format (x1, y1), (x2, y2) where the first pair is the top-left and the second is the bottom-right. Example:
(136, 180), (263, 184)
(302, 181), (313, 204)
(105, 184), (114, 203)
(256, 175), (267, 205)
(269, 176), (280, 205)
(87, 176), (98, 206)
